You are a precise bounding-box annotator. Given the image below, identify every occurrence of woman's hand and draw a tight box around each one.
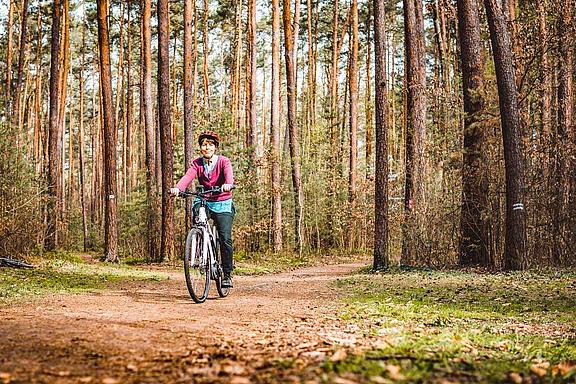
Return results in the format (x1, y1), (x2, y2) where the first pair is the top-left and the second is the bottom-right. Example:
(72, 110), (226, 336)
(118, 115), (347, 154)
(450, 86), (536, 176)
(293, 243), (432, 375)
(170, 187), (180, 196)
(221, 184), (234, 192)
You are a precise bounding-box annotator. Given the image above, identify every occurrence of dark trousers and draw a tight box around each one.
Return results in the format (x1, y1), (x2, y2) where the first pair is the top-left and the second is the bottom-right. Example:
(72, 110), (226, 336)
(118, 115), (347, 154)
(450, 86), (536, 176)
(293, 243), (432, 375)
(209, 208), (235, 275)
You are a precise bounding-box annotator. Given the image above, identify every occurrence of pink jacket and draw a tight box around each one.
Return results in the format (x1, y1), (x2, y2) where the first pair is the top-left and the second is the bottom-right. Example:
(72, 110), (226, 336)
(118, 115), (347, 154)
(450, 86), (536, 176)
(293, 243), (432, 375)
(176, 156), (234, 201)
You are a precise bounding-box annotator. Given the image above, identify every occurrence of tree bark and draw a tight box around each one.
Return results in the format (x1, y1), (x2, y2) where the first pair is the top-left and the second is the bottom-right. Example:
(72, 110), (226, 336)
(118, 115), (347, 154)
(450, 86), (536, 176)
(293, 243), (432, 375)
(456, 0), (490, 266)
(484, 0), (527, 270)
(79, 16), (88, 251)
(184, 0), (195, 229)
(158, 0), (175, 261)
(348, 0), (359, 208)
(365, 4), (373, 180)
(141, 0), (160, 261)
(271, 0), (282, 252)
(247, 0), (257, 150)
(96, 0), (119, 262)
(555, 0), (574, 265)
(6, 0), (14, 104)
(401, 0), (427, 265)
(45, 0), (62, 251)
(373, 0), (389, 271)
(283, 0), (305, 253)
(202, 0), (211, 117)
(12, 0), (29, 124)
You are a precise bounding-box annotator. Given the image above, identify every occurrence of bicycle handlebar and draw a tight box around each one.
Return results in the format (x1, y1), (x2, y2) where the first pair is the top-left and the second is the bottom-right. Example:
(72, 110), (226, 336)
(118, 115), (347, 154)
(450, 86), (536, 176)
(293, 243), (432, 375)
(177, 186), (235, 198)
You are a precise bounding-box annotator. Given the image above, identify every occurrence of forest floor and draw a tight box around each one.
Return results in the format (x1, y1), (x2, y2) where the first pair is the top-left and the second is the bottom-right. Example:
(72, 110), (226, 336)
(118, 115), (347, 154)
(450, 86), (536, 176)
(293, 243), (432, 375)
(0, 259), (382, 384)
(1, 256), (575, 383)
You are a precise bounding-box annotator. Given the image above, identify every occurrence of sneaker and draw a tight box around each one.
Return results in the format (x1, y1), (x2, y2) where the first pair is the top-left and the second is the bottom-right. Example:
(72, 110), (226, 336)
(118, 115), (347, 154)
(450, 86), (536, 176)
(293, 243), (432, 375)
(221, 275), (233, 288)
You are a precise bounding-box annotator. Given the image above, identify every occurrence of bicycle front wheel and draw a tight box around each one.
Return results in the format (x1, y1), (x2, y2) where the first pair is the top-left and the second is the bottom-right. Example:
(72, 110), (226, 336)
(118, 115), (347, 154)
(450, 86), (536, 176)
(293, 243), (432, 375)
(184, 228), (210, 303)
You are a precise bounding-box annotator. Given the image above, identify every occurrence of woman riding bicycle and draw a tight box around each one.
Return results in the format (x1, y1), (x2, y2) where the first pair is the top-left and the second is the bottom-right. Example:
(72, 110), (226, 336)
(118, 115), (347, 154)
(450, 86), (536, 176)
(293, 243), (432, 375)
(170, 130), (235, 288)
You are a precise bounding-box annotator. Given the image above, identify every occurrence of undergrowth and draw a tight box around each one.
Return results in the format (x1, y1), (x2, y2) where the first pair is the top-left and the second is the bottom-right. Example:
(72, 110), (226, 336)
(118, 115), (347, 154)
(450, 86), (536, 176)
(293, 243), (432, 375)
(325, 268), (576, 383)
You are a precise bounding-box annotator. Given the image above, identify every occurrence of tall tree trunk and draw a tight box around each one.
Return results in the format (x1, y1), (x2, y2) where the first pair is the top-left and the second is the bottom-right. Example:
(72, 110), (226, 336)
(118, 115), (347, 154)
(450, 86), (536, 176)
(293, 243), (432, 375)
(184, 0), (195, 229)
(271, 0), (282, 252)
(58, 0), (70, 232)
(305, 0), (316, 132)
(365, 4), (373, 179)
(247, 0), (257, 150)
(538, 0), (551, 157)
(97, 0), (119, 262)
(401, 0), (427, 265)
(45, 0), (63, 251)
(347, 0), (359, 248)
(373, 0), (389, 271)
(5, 0), (14, 104)
(555, 0), (574, 265)
(115, 1), (126, 129)
(202, 0), (211, 117)
(12, 0), (30, 124)
(158, 0), (175, 261)
(125, 0), (133, 197)
(232, 0), (243, 135)
(283, 0), (305, 253)
(483, 0), (527, 270)
(457, 0), (490, 266)
(33, 11), (42, 174)
(79, 16), (88, 251)
(142, 0), (160, 261)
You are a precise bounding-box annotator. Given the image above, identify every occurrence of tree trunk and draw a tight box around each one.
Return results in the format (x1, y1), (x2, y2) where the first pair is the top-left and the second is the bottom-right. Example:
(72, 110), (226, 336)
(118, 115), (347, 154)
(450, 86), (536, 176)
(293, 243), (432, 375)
(483, 0), (527, 270)
(184, 0), (195, 229)
(33, 11), (42, 174)
(45, 0), (62, 251)
(348, 0), (359, 202)
(373, 0), (389, 271)
(247, 0), (257, 150)
(58, 0), (70, 232)
(456, 0), (490, 266)
(283, 0), (305, 253)
(555, 0), (574, 265)
(401, 0), (427, 265)
(271, 0), (282, 252)
(97, 0), (119, 262)
(6, 0), (14, 104)
(12, 0), (29, 124)
(79, 16), (88, 251)
(158, 0), (175, 261)
(125, 0), (133, 197)
(142, 0), (160, 261)
(365, 4), (373, 180)
(202, 0), (211, 117)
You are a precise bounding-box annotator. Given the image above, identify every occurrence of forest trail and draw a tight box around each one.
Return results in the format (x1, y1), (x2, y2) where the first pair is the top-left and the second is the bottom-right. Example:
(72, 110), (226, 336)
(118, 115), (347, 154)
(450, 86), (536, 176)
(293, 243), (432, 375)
(0, 260), (375, 383)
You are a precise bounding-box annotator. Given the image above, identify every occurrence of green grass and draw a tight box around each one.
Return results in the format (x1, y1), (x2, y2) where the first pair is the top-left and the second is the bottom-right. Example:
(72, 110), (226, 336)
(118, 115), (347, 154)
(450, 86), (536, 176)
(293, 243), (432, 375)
(325, 268), (576, 383)
(234, 249), (368, 275)
(0, 252), (169, 304)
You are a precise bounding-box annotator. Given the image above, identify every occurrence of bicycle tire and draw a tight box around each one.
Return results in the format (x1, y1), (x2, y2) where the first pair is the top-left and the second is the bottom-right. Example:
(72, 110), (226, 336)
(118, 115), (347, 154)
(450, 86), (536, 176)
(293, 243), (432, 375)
(213, 230), (230, 298)
(184, 228), (210, 303)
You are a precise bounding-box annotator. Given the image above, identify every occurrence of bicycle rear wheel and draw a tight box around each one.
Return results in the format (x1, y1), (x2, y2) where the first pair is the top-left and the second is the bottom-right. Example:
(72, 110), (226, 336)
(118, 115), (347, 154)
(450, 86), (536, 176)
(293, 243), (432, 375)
(184, 228), (210, 303)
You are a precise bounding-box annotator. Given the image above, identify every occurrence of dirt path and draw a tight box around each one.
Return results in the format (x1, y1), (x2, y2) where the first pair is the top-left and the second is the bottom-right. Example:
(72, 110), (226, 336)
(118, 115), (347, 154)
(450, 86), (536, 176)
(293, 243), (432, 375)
(0, 261), (375, 383)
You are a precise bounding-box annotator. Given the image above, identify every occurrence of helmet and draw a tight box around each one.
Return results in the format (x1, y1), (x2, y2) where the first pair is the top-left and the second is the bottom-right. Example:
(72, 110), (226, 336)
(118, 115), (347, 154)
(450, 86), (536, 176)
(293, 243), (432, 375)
(198, 130), (220, 147)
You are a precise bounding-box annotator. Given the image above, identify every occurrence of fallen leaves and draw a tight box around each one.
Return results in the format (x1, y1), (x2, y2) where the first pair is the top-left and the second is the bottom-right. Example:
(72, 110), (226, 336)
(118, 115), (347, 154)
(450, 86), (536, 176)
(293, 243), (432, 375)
(0, 372), (11, 384)
(330, 348), (348, 362)
(530, 361), (550, 377)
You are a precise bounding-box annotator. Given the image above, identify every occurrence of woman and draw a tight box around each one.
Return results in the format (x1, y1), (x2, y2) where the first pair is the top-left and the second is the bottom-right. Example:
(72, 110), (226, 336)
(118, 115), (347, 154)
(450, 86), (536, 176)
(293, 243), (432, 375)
(170, 130), (235, 288)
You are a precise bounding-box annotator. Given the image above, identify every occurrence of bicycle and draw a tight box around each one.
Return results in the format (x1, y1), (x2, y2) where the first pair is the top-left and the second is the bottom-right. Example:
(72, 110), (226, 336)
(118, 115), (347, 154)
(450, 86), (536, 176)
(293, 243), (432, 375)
(177, 186), (231, 303)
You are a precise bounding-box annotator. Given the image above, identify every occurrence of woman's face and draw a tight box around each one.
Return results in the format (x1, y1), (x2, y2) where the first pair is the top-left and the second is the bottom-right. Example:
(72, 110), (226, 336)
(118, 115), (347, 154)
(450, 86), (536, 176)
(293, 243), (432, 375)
(200, 140), (217, 159)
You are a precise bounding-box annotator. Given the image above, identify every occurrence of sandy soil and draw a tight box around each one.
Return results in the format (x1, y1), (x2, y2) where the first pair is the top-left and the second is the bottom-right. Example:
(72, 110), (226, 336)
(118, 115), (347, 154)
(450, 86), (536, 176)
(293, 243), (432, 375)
(0, 261), (376, 384)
